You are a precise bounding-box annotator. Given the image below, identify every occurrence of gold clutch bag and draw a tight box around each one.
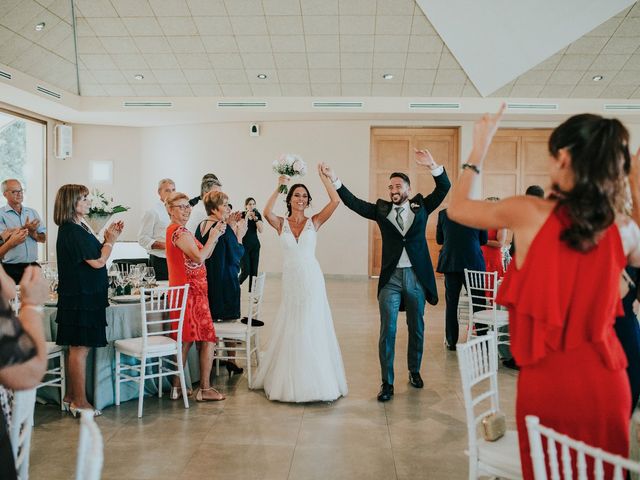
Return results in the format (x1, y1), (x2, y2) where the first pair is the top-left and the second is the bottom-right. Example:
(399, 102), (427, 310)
(482, 411), (506, 441)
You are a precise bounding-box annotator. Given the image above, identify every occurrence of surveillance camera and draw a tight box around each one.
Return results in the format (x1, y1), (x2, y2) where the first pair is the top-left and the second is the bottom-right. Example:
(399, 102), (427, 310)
(250, 124), (260, 136)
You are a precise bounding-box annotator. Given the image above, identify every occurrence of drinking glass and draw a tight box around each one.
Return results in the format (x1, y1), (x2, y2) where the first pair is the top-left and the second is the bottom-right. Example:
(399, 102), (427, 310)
(144, 267), (156, 286)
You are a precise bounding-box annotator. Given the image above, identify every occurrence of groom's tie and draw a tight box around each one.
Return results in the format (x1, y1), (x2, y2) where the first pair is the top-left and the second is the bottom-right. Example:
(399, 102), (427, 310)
(394, 206), (404, 232)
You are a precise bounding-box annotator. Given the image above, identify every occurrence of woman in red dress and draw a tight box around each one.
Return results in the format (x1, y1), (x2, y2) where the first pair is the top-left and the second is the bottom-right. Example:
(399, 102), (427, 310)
(165, 192), (227, 401)
(481, 197), (509, 277)
(448, 106), (640, 479)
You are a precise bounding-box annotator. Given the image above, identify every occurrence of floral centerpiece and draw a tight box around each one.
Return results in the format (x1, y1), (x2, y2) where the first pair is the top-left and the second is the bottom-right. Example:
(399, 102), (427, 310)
(86, 189), (129, 234)
(272, 154), (306, 194)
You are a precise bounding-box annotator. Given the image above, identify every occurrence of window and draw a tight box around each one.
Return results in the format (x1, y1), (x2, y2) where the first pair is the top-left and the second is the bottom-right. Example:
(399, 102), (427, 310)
(0, 110), (47, 259)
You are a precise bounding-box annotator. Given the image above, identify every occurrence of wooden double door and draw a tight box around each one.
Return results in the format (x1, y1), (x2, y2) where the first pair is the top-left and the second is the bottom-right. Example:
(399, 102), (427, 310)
(368, 127), (552, 277)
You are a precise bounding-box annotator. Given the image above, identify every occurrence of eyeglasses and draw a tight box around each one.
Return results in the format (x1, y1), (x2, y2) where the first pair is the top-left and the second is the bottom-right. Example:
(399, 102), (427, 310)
(171, 204), (192, 210)
(9, 189), (23, 195)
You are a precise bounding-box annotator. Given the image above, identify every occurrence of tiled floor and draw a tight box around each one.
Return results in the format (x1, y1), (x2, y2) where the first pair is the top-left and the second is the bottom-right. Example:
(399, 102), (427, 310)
(30, 276), (518, 479)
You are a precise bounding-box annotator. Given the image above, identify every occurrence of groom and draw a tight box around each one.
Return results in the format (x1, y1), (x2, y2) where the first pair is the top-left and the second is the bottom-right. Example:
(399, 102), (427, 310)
(322, 151), (450, 401)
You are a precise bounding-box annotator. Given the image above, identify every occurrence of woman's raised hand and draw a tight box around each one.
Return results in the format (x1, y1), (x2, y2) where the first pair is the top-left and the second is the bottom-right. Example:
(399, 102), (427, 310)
(278, 175), (290, 188)
(472, 102), (506, 165)
(104, 221), (124, 244)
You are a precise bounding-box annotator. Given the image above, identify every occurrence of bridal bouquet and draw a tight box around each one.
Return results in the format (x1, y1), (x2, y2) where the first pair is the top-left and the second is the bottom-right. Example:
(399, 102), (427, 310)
(86, 189), (129, 233)
(272, 154), (306, 194)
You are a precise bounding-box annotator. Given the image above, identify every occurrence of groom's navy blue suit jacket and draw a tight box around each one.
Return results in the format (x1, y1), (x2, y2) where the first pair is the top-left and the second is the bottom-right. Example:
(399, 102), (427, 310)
(337, 170), (451, 306)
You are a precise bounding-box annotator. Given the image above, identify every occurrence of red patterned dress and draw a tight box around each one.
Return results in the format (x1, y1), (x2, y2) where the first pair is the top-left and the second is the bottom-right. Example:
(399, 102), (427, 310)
(165, 223), (217, 343)
(481, 229), (505, 277)
(497, 207), (629, 479)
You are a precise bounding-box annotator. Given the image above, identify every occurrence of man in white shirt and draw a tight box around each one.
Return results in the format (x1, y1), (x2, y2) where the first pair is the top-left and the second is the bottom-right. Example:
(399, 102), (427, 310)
(137, 178), (175, 280)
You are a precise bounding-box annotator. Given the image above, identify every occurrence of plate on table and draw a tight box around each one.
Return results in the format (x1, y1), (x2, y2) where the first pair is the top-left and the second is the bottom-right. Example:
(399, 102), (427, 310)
(111, 294), (142, 304)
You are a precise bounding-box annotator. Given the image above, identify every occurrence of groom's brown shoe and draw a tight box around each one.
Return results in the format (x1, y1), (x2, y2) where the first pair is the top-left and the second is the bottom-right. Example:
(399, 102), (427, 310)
(377, 382), (394, 402)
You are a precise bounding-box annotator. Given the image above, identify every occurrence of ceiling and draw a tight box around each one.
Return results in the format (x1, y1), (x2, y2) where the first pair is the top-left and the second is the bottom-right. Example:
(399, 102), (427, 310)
(0, 0), (639, 99)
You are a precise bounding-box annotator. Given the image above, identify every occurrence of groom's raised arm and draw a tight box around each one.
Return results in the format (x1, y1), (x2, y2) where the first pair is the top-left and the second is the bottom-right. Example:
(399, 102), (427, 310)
(335, 182), (377, 220)
(422, 169), (451, 214)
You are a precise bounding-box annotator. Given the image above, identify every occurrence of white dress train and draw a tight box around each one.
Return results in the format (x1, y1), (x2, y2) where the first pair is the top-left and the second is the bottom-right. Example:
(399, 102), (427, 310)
(252, 218), (348, 402)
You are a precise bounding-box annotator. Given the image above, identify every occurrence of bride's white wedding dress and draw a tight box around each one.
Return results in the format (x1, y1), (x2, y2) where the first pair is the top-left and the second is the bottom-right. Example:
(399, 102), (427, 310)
(253, 217), (348, 402)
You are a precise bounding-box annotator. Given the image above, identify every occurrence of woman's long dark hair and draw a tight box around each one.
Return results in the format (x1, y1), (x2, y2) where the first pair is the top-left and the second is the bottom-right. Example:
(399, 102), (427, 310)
(549, 113), (631, 252)
(285, 184), (312, 217)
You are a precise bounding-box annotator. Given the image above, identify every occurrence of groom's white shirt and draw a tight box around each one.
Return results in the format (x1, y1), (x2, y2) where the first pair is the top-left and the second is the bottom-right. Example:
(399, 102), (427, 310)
(332, 165), (444, 270)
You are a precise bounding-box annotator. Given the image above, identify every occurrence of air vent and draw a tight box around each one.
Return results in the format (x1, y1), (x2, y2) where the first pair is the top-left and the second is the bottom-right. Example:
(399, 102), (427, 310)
(217, 101), (267, 108)
(409, 102), (460, 110)
(507, 103), (558, 111)
(36, 85), (61, 99)
(312, 101), (363, 108)
(0, 69), (11, 80)
(122, 101), (173, 107)
(604, 104), (640, 111)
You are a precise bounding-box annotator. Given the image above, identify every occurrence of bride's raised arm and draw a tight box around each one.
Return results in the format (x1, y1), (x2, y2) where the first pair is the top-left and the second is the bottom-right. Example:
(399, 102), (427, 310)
(312, 162), (341, 230)
(263, 175), (288, 234)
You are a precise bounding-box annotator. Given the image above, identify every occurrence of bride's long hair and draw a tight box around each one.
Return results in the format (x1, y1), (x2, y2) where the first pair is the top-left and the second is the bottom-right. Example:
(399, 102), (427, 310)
(285, 184), (312, 217)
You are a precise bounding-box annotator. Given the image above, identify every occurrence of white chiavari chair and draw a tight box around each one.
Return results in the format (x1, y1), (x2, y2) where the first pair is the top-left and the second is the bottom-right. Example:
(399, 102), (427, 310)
(114, 285), (189, 417)
(526, 415), (640, 480)
(457, 335), (522, 479)
(36, 342), (66, 411)
(214, 273), (265, 387)
(10, 388), (37, 480)
(75, 410), (103, 480)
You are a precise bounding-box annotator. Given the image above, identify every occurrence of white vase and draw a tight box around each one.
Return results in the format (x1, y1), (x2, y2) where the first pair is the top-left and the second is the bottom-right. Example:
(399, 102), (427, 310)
(86, 214), (112, 234)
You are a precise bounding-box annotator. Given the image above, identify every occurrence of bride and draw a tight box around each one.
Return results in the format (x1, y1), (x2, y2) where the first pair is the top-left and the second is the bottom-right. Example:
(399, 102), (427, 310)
(252, 163), (348, 402)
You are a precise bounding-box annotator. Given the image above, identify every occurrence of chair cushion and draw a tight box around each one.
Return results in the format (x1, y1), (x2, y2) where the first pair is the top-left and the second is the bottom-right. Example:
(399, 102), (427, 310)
(46, 342), (63, 354)
(477, 430), (522, 479)
(473, 309), (509, 325)
(115, 336), (177, 356)
(215, 321), (251, 337)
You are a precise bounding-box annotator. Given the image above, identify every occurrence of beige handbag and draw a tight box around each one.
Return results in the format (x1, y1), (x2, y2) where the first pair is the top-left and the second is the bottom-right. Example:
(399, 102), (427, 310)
(481, 411), (506, 442)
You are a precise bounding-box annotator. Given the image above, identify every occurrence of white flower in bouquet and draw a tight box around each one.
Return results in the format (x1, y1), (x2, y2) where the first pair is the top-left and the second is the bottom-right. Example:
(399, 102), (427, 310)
(86, 189), (130, 234)
(272, 154), (306, 193)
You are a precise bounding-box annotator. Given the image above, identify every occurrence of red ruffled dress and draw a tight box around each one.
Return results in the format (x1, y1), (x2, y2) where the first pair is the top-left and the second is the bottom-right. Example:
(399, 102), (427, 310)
(165, 223), (217, 343)
(496, 207), (629, 480)
(482, 229), (505, 277)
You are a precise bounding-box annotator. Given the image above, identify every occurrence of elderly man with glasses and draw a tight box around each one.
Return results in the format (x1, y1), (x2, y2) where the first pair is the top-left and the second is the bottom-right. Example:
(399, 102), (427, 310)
(0, 179), (46, 283)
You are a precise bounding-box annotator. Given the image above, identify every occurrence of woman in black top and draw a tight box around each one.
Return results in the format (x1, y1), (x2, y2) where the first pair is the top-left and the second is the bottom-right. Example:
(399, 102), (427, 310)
(196, 191), (247, 376)
(239, 197), (263, 292)
(54, 184), (123, 417)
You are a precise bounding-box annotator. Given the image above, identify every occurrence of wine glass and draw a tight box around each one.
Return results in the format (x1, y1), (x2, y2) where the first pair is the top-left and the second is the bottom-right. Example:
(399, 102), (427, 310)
(144, 267), (156, 287)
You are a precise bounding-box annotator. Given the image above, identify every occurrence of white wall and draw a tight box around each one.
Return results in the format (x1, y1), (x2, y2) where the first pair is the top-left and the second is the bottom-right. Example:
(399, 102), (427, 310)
(47, 116), (640, 274)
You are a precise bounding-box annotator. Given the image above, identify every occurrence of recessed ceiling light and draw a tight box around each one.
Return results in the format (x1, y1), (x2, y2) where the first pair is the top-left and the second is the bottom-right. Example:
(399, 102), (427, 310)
(592, 75), (604, 82)
(133, 74), (144, 80)
(257, 74), (267, 79)
(382, 73), (394, 80)
(35, 22), (45, 31)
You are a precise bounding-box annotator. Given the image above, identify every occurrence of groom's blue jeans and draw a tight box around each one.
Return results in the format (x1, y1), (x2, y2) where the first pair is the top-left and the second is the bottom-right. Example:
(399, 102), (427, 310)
(378, 267), (426, 385)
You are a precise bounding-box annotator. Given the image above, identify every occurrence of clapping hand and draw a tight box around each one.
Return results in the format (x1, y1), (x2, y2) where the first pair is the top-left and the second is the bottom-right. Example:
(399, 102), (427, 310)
(104, 221), (124, 244)
(23, 216), (40, 234)
(414, 148), (439, 170)
(211, 220), (227, 241)
(227, 211), (242, 227)
(2, 227), (28, 247)
(7, 228), (29, 247)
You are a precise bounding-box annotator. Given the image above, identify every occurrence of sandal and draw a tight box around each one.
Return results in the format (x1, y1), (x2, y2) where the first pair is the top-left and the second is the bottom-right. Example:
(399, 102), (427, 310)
(194, 387), (226, 402)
